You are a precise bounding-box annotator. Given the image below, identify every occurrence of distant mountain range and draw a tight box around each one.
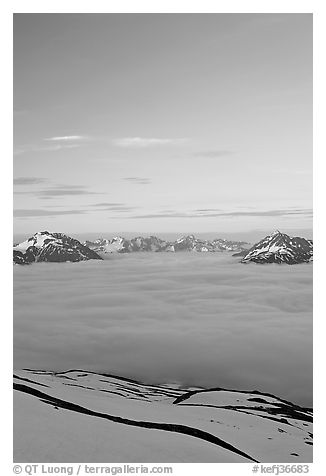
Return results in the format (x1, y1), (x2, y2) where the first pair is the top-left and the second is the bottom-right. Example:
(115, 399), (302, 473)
(240, 230), (313, 264)
(13, 231), (103, 265)
(84, 234), (251, 254)
(13, 230), (313, 265)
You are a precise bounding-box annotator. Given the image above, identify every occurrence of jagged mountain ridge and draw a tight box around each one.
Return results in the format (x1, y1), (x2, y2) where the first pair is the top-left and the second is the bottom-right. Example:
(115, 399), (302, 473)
(13, 230), (313, 264)
(13, 231), (103, 265)
(85, 234), (250, 254)
(241, 231), (313, 264)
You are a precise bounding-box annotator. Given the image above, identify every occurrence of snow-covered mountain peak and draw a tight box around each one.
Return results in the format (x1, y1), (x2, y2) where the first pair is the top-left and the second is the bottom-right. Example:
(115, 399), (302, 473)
(111, 236), (125, 243)
(13, 230), (56, 252)
(13, 231), (103, 265)
(241, 231), (313, 264)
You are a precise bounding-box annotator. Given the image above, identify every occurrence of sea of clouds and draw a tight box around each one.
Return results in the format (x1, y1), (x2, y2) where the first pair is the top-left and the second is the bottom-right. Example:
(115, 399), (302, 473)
(13, 253), (312, 406)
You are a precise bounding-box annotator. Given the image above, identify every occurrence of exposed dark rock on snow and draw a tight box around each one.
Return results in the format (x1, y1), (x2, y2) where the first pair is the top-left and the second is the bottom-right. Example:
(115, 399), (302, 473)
(14, 369), (313, 463)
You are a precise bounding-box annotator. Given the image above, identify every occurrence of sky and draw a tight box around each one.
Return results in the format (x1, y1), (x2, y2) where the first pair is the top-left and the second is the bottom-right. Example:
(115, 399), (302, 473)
(13, 13), (312, 237)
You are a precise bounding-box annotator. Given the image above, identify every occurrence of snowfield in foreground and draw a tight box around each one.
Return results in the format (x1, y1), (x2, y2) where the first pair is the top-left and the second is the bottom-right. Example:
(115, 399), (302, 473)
(14, 370), (312, 463)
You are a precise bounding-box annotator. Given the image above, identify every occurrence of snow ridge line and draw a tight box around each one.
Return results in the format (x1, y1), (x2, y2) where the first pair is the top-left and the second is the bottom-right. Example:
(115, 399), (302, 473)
(14, 382), (259, 463)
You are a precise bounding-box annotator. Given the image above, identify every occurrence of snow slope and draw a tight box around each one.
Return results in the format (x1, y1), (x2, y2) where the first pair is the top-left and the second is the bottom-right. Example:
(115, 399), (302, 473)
(14, 370), (312, 463)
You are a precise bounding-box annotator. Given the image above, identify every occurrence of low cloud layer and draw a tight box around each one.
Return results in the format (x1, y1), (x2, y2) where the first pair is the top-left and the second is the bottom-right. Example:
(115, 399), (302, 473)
(13, 254), (312, 406)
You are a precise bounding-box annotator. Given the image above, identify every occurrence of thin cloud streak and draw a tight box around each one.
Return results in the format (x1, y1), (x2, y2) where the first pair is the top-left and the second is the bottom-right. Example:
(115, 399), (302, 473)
(89, 203), (139, 212)
(193, 150), (235, 158)
(14, 209), (86, 217)
(40, 144), (81, 152)
(89, 202), (139, 212)
(126, 208), (313, 219)
(123, 177), (151, 185)
(15, 184), (100, 199)
(97, 206), (138, 212)
(45, 135), (87, 142)
(14, 203), (137, 217)
(14, 143), (81, 155)
(14, 177), (47, 185)
(46, 185), (96, 195)
(89, 202), (126, 207)
(113, 137), (188, 148)
(37, 189), (99, 198)
(13, 148), (27, 157)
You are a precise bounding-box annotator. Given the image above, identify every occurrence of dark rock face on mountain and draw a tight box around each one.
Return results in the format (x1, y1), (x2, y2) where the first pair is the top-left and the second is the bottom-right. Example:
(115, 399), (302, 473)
(241, 231), (313, 264)
(13, 246), (39, 265)
(172, 235), (199, 251)
(13, 231), (103, 265)
(232, 249), (250, 258)
(85, 234), (250, 254)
